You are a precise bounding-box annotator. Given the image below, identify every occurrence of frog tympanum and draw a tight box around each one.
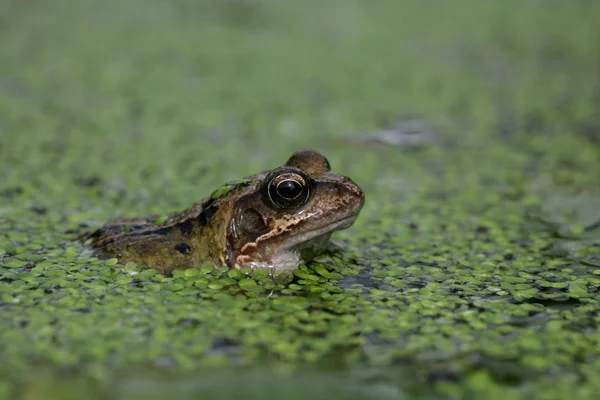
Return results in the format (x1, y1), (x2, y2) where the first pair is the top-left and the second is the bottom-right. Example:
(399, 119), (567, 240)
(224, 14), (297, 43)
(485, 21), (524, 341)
(84, 150), (365, 276)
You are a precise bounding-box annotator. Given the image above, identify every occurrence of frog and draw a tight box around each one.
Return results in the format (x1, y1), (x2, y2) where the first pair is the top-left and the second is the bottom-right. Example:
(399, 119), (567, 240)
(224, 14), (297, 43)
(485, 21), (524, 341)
(83, 149), (365, 276)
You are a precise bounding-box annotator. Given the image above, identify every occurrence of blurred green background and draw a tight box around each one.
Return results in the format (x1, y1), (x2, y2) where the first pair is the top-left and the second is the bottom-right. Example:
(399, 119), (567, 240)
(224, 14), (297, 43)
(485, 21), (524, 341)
(1, 0), (600, 399)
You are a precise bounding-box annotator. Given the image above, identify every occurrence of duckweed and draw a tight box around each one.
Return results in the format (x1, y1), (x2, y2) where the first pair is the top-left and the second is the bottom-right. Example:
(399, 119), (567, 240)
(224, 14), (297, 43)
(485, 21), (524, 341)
(1, 1), (600, 400)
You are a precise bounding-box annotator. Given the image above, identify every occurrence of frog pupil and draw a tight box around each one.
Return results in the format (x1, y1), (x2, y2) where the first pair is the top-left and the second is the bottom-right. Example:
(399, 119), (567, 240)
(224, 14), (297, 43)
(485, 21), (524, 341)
(276, 180), (302, 199)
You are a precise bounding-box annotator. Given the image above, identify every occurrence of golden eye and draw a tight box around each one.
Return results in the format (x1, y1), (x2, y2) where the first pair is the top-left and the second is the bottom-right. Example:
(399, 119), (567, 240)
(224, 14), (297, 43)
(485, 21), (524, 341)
(264, 170), (311, 210)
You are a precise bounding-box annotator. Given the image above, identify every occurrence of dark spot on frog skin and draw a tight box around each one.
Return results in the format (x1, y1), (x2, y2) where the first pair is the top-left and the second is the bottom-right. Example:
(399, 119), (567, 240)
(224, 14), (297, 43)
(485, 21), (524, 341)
(90, 227), (108, 238)
(232, 181), (251, 191)
(174, 243), (191, 254)
(197, 199), (218, 225)
(144, 226), (173, 236)
(178, 220), (194, 236)
(198, 181), (248, 225)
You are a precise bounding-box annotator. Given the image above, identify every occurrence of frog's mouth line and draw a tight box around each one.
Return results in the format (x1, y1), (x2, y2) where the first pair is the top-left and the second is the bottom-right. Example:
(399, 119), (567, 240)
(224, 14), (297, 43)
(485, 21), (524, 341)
(235, 214), (359, 271)
(278, 214), (359, 251)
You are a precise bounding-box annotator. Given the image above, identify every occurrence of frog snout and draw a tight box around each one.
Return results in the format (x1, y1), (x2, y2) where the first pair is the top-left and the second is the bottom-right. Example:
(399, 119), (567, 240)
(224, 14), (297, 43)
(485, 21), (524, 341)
(341, 178), (365, 211)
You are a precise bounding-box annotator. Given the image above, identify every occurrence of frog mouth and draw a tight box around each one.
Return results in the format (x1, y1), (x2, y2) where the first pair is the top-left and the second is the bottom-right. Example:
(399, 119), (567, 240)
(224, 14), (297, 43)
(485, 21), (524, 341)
(234, 214), (359, 271)
(279, 214), (359, 251)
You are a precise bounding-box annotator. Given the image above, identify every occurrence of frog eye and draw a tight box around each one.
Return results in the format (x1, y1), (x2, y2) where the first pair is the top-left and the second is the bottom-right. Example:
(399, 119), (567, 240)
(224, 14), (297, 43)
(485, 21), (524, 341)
(266, 171), (311, 210)
(276, 180), (303, 199)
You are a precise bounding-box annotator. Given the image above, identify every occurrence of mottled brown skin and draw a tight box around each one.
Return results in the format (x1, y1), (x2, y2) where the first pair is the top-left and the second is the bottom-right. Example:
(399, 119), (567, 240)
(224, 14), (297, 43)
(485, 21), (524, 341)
(85, 150), (365, 275)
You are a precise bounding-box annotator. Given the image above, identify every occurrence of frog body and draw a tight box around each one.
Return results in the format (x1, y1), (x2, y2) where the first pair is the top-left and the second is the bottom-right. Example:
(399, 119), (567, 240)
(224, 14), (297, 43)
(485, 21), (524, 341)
(85, 150), (365, 275)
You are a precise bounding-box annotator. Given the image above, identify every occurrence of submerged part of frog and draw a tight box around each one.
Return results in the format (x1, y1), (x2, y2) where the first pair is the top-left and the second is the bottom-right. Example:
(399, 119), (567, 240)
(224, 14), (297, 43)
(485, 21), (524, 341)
(84, 149), (365, 276)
